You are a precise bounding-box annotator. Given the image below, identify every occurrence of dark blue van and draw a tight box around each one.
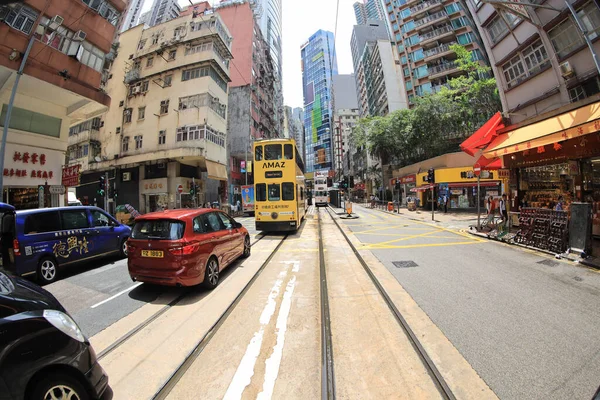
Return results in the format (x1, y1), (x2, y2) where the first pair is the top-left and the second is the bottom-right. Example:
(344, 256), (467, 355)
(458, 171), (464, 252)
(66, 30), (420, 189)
(0, 203), (131, 284)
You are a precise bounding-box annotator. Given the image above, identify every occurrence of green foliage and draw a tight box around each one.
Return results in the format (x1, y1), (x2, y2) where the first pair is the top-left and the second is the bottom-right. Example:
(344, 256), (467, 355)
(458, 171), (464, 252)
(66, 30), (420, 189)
(351, 44), (501, 168)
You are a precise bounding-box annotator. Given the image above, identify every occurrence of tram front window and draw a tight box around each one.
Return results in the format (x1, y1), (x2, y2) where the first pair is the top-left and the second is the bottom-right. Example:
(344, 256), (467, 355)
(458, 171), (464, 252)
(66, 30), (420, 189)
(268, 184), (281, 201)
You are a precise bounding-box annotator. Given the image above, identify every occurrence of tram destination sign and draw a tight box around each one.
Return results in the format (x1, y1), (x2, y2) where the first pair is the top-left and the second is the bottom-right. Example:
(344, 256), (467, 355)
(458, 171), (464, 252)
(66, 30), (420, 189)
(265, 171), (283, 178)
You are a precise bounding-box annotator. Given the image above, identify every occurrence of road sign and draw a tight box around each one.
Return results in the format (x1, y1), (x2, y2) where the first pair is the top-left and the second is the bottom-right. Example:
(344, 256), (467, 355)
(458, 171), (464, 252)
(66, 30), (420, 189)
(473, 164), (481, 177)
(177, 184), (183, 194)
(49, 185), (65, 194)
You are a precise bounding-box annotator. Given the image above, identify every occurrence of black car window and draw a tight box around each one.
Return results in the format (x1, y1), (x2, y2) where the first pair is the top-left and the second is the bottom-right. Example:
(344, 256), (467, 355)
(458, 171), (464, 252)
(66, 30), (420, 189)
(217, 213), (233, 229)
(61, 210), (90, 230)
(193, 216), (204, 233)
(132, 220), (185, 240)
(204, 213), (223, 232)
(91, 210), (111, 227)
(24, 211), (60, 234)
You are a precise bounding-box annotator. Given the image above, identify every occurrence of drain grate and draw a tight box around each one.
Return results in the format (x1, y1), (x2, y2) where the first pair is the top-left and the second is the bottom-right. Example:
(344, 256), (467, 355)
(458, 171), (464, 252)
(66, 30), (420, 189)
(392, 261), (418, 268)
(537, 259), (559, 267)
(573, 276), (583, 282)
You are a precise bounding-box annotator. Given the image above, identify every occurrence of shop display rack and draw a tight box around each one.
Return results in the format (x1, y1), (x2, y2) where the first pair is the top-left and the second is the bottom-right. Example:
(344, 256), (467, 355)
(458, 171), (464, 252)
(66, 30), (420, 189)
(514, 208), (568, 253)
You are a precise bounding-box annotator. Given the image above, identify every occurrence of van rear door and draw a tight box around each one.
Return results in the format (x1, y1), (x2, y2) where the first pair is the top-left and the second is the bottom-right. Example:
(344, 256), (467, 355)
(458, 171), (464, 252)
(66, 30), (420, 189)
(0, 203), (16, 271)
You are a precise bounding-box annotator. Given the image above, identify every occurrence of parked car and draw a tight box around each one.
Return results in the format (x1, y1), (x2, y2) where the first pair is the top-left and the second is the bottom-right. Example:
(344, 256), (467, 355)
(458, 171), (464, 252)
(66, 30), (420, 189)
(127, 209), (250, 288)
(0, 268), (109, 400)
(0, 203), (131, 285)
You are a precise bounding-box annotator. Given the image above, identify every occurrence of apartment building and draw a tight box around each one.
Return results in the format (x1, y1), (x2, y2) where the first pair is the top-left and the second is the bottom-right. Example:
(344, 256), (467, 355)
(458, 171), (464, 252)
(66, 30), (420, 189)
(332, 74), (360, 180)
(120, 0), (145, 32)
(147, 0), (180, 27)
(301, 29), (338, 175)
(0, 0), (122, 209)
(384, 0), (489, 105)
(73, 13), (232, 212)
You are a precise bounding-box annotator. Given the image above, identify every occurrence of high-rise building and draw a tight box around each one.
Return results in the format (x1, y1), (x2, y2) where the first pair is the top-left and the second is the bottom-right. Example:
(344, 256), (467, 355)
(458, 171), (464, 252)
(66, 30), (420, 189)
(0, 0), (120, 209)
(73, 12), (232, 211)
(365, 0), (386, 21)
(332, 75), (359, 178)
(301, 29), (338, 174)
(354, 1), (367, 25)
(292, 107), (305, 162)
(147, 0), (180, 27)
(121, 0), (145, 32)
(138, 10), (151, 26)
(350, 20), (389, 74)
(383, 0), (489, 106)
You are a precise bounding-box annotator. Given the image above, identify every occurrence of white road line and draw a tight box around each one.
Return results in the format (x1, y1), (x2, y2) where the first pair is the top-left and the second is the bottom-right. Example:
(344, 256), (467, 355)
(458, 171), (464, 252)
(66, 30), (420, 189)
(90, 282), (143, 309)
(258, 263), (299, 399)
(223, 269), (288, 400)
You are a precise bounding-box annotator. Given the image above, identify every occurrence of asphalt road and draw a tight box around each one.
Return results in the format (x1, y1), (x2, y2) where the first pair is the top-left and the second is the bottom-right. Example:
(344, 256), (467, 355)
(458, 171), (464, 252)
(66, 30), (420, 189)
(45, 214), (258, 338)
(343, 205), (600, 400)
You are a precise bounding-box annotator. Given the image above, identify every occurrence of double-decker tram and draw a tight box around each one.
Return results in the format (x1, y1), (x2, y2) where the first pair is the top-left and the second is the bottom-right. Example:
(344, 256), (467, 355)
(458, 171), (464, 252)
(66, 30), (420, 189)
(313, 174), (329, 207)
(253, 139), (307, 231)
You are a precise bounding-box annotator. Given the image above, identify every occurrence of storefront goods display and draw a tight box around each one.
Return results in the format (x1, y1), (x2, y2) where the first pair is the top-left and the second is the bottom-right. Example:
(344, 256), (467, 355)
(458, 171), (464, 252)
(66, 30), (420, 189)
(514, 208), (568, 253)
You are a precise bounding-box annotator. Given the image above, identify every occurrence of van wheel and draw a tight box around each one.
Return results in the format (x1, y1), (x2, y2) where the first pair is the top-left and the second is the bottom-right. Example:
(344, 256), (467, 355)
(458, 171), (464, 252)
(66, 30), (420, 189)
(29, 372), (90, 400)
(38, 257), (58, 285)
(120, 238), (129, 258)
(203, 257), (219, 289)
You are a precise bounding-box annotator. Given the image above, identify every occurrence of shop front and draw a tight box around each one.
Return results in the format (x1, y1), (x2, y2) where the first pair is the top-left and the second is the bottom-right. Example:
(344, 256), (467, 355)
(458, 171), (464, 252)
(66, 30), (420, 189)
(430, 167), (501, 210)
(2, 143), (64, 209)
(396, 174), (416, 206)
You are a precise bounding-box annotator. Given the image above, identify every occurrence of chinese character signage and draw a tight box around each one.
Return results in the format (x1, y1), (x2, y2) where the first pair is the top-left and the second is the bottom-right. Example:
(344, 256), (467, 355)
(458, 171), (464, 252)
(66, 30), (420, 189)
(62, 165), (80, 187)
(4, 143), (61, 186)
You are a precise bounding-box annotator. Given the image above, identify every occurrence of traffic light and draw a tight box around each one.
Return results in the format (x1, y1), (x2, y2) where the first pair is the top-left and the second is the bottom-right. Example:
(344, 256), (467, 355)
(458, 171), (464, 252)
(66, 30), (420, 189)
(97, 176), (105, 196)
(349, 175), (354, 188)
(113, 187), (118, 199)
(395, 181), (401, 190)
(341, 176), (348, 189)
(427, 168), (435, 184)
(190, 184), (195, 195)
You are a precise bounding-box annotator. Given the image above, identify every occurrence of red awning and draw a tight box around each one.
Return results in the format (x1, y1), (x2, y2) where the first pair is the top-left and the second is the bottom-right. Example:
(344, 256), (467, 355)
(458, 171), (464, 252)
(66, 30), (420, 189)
(448, 181), (499, 188)
(410, 185), (434, 192)
(460, 112), (505, 156)
(475, 155), (503, 170)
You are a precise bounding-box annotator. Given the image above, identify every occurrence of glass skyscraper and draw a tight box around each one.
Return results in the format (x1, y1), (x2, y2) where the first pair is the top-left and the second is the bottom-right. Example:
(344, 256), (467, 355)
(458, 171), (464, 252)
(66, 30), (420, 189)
(301, 30), (338, 173)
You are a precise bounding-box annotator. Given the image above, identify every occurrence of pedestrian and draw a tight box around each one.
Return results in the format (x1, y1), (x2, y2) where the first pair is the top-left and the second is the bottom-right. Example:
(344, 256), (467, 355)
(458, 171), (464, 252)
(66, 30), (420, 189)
(486, 196), (496, 228)
(443, 194), (448, 213)
(499, 193), (508, 225)
(519, 195), (528, 210)
(555, 195), (564, 211)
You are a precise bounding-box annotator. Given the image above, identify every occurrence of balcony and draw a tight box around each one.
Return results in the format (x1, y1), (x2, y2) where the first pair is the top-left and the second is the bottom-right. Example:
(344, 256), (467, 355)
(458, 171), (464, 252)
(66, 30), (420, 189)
(410, 0), (443, 17)
(423, 41), (457, 61)
(414, 11), (448, 30)
(431, 83), (450, 93)
(124, 67), (141, 84)
(428, 61), (460, 79)
(68, 129), (100, 146)
(419, 25), (454, 45)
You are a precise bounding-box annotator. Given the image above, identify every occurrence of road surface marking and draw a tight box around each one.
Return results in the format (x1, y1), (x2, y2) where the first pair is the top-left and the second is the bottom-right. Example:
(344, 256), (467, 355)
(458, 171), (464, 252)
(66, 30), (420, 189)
(358, 240), (486, 250)
(90, 282), (143, 309)
(223, 269), (287, 399)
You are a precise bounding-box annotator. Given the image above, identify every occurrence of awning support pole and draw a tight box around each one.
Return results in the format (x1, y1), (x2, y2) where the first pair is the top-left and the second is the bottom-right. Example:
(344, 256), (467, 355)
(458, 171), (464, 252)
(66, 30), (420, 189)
(477, 176), (481, 230)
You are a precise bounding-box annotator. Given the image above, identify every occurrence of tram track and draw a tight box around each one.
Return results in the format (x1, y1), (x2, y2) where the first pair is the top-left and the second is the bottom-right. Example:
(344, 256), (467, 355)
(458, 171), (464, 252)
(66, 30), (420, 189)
(322, 206), (456, 400)
(97, 231), (269, 361)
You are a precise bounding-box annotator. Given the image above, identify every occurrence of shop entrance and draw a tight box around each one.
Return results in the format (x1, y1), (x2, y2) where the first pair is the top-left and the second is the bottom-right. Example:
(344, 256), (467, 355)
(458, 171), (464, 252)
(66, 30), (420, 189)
(147, 193), (169, 212)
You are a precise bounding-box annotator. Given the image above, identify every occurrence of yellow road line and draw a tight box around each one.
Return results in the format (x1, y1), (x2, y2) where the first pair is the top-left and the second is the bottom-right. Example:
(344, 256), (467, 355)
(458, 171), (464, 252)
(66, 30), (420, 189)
(358, 241), (485, 250)
(369, 229), (444, 246)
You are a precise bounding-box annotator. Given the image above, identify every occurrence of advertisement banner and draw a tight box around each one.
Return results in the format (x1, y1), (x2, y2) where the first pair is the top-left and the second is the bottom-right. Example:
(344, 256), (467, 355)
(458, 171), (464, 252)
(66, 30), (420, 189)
(241, 185), (254, 212)
(62, 165), (80, 187)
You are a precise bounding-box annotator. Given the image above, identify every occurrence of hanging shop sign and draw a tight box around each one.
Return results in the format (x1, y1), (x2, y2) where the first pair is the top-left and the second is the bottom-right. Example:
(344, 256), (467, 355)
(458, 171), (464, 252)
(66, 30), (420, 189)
(62, 165), (80, 187)
(400, 175), (416, 184)
(498, 169), (510, 179)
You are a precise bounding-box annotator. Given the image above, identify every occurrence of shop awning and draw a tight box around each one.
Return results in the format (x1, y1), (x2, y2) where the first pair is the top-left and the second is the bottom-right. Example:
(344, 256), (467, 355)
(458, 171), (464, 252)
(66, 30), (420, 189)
(206, 160), (228, 181)
(476, 155), (502, 170)
(483, 101), (600, 158)
(448, 181), (499, 188)
(460, 112), (505, 156)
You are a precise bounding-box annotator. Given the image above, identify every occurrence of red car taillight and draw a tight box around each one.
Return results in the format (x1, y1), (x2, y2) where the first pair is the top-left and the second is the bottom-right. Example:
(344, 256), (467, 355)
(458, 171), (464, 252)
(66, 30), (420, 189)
(127, 242), (136, 253)
(169, 242), (200, 256)
(13, 239), (20, 256)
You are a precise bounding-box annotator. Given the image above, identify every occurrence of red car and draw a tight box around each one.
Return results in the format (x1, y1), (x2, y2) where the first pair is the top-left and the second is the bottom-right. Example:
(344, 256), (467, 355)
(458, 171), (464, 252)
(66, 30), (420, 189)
(127, 209), (250, 288)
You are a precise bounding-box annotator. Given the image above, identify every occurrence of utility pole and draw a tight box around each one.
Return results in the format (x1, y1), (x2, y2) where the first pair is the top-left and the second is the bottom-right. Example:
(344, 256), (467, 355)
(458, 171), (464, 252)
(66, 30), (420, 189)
(104, 172), (109, 212)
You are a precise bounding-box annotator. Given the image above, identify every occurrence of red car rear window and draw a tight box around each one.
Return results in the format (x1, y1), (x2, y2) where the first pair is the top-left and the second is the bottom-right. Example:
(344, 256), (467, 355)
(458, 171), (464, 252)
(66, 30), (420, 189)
(131, 220), (185, 240)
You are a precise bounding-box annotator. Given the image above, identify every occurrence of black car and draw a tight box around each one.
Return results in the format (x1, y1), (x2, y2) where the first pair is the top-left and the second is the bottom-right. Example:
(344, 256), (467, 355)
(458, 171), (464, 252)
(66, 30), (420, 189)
(0, 269), (109, 400)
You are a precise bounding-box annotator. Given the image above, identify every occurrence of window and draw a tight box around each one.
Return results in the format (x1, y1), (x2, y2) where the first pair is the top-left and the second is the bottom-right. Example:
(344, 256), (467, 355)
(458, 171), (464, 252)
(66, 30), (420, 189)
(401, 21), (415, 33)
(193, 216), (205, 233)
(408, 34), (420, 46)
(282, 183), (295, 201)
(569, 85), (586, 102)
(168, 50), (176, 60)
(138, 39), (146, 50)
(146, 57), (153, 67)
(141, 80), (149, 92)
(401, 55), (408, 64)
(122, 137), (129, 152)
(410, 48), (424, 62)
(265, 144), (282, 160)
(486, 15), (508, 43)
(24, 211), (60, 234)
(182, 66), (209, 80)
(135, 135), (143, 149)
(185, 42), (213, 55)
(83, 144), (89, 156)
(569, 77), (600, 102)
(445, 3), (460, 14)
(124, 108), (132, 123)
(403, 67), (410, 77)
(0, 105), (61, 138)
(203, 213), (223, 232)
(116, 127), (121, 134)
(405, 79), (413, 90)
(268, 184), (281, 201)
(415, 65), (428, 78)
(164, 75), (172, 87)
(218, 213), (234, 229)
(578, 2), (600, 40)
(502, 40), (549, 88)
(61, 210), (89, 230)
(174, 26), (185, 37)
(400, 8), (410, 18)
(158, 130), (166, 145)
(457, 32), (473, 45)
(0, 4), (38, 34)
(81, 0), (120, 25)
(395, 33), (402, 41)
(504, 12), (521, 27)
(132, 220), (185, 239)
(256, 183), (266, 201)
(138, 107), (145, 120)
(160, 100), (169, 114)
(284, 144), (293, 160)
(548, 18), (584, 58)
(255, 145), (263, 161)
(151, 35), (159, 45)
(91, 210), (111, 227)
(451, 16), (468, 29)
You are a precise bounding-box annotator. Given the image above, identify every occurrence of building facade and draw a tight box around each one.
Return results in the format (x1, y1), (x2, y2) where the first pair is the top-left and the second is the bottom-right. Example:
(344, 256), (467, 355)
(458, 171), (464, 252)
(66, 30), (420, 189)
(120, 0), (145, 32)
(332, 75), (359, 179)
(0, 0), (121, 209)
(72, 13), (232, 212)
(138, 10), (151, 26)
(383, 0), (489, 105)
(292, 107), (305, 162)
(350, 20), (390, 74)
(366, 0), (387, 21)
(147, 0), (180, 27)
(301, 29), (338, 174)
(354, 1), (368, 24)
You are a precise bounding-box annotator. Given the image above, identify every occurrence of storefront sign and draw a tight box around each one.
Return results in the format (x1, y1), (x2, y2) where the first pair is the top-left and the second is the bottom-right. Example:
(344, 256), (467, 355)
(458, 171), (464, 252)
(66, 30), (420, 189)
(3, 143), (62, 187)
(141, 178), (168, 194)
(400, 175), (416, 184)
(49, 185), (65, 195)
(62, 165), (80, 187)
(498, 169), (510, 179)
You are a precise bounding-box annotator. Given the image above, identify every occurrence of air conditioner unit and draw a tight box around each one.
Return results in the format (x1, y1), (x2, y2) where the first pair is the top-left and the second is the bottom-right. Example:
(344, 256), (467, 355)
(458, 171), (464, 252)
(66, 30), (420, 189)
(560, 61), (575, 79)
(48, 15), (64, 31)
(122, 172), (131, 181)
(73, 30), (86, 42)
(157, 162), (166, 169)
(132, 87), (140, 94)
